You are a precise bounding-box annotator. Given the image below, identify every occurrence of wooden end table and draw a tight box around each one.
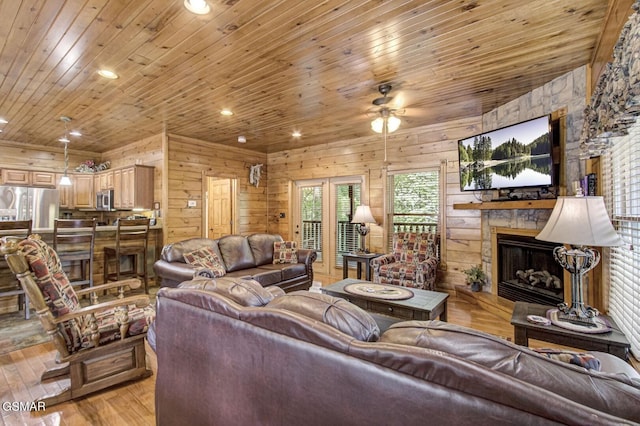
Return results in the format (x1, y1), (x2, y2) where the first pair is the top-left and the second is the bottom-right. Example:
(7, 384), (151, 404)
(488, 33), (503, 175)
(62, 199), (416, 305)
(342, 252), (382, 281)
(322, 278), (449, 331)
(510, 301), (630, 360)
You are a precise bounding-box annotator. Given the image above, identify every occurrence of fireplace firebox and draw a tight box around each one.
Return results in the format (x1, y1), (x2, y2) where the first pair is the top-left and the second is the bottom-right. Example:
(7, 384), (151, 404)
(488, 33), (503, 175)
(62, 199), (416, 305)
(497, 234), (564, 306)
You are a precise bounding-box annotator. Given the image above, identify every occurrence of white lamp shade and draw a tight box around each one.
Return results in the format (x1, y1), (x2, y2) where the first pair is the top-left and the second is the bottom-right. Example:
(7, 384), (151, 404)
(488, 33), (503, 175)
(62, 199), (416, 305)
(535, 196), (623, 247)
(387, 115), (401, 133)
(351, 205), (376, 224)
(59, 175), (72, 186)
(371, 117), (384, 133)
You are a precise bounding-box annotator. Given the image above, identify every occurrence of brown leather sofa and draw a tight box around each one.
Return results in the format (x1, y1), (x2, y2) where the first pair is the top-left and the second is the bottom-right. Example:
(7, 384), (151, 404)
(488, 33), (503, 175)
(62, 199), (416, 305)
(152, 233), (316, 292)
(150, 278), (640, 426)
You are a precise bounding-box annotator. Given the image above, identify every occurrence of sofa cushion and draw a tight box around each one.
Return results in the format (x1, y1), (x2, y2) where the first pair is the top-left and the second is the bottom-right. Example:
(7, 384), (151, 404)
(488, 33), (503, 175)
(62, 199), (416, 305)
(218, 235), (256, 271)
(273, 241), (298, 264)
(248, 233), (283, 266)
(248, 269), (282, 287)
(259, 263), (306, 280)
(183, 246), (226, 277)
(178, 276), (278, 307)
(380, 320), (640, 421)
(266, 291), (380, 342)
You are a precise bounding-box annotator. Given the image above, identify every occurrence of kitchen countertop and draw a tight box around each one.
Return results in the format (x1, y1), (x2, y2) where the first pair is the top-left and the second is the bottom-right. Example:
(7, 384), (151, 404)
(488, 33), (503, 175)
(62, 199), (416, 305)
(33, 224), (163, 233)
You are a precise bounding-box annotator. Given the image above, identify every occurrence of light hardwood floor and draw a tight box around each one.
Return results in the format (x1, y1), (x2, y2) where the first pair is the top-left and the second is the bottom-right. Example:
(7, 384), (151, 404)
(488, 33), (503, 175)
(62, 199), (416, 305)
(0, 276), (636, 425)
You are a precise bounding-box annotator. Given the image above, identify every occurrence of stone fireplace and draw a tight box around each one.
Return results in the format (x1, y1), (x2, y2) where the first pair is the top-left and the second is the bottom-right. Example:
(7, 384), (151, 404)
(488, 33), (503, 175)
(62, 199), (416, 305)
(494, 231), (564, 306)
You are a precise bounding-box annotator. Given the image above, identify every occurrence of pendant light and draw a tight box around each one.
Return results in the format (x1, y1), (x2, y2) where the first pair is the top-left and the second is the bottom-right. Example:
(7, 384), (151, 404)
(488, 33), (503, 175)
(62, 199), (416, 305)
(58, 116), (73, 186)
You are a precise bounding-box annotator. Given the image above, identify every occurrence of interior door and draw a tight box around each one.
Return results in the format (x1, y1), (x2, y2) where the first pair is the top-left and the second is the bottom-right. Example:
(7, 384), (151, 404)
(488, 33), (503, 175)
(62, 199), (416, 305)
(207, 177), (234, 239)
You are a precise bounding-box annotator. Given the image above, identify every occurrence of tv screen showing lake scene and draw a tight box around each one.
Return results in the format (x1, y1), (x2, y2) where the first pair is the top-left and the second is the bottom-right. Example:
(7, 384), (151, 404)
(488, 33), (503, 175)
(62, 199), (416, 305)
(458, 115), (552, 191)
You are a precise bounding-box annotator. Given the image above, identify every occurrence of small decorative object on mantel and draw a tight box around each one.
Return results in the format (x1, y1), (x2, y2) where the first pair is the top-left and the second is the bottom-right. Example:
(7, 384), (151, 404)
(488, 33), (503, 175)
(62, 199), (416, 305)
(74, 160), (111, 173)
(463, 264), (486, 292)
(249, 163), (263, 187)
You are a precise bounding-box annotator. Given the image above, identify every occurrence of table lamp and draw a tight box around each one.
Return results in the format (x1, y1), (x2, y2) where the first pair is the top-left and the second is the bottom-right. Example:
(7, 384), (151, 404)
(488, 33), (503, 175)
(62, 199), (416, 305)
(351, 205), (376, 253)
(535, 196), (623, 326)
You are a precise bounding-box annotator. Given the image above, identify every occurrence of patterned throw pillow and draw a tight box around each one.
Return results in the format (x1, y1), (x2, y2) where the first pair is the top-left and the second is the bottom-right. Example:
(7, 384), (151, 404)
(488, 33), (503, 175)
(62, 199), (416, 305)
(273, 241), (298, 264)
(532, 348), (601, 371)
(183, 246), (226, 277)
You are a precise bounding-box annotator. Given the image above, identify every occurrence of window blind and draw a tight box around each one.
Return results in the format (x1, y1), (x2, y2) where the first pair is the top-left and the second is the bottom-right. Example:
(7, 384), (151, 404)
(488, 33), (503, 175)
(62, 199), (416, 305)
(335, 183), (361, 265)
(602, 123), (640, 360)
(386, 170), (440, 251)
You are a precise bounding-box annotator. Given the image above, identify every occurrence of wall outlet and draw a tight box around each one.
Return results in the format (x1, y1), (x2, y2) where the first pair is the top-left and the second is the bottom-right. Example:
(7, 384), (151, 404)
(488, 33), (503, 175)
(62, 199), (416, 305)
(187, 200), (197, 207)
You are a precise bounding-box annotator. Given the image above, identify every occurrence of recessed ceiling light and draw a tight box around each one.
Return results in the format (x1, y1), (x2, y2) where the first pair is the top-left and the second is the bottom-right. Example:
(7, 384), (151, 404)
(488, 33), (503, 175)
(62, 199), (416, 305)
(0, 118), (7, 124)
(292, 131), (302, 138)
(70, 130), (82, 137)
(220, 109), (233, 116)
(184, 0), (210, 14)
(98, 69), (118, 79)
(237, 135), (246, 143)
(58, 136), (70, 143)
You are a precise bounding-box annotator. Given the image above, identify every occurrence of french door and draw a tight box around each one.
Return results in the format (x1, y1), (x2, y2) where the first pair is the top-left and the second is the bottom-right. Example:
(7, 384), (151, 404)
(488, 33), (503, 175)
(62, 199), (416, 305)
(293, 176), (364, 276)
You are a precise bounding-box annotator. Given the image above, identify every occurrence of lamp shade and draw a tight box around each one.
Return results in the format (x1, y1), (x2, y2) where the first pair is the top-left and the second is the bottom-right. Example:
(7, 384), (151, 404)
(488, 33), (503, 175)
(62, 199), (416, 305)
(387, 115), (401, 133)
(371, 117), (384, 133)
(351, 205), (376, 224)
(535, 196), (623, 247)
(58, 175), (72, 186)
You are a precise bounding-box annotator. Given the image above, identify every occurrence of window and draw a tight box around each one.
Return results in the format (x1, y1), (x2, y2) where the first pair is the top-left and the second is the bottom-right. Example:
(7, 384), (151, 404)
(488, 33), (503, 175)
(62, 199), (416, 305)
(335, 183), (361, 264)
(386, 169), (440, 250)
(602, 123), (640, 359)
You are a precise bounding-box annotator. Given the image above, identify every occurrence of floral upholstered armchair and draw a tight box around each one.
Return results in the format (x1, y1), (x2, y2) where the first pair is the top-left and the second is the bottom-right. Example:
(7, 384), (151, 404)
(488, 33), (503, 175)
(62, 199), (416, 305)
(371, 232), (439, 290)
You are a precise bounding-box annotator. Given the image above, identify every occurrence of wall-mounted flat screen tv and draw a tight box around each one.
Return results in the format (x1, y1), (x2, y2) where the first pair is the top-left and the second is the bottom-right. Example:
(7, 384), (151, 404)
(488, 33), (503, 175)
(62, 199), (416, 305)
(458, 115), (553, 191)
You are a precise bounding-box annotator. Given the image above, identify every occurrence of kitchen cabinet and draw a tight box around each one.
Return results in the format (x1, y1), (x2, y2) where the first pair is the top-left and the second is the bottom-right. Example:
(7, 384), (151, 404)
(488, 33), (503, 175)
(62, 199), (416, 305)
(73, 174), (94, 208)
(1, 169), (56, 187)
(31, 171), (56, 187)
(94, 170), (114, 192)
(116, 165), (154, 210)
(1, 169), (30, 185)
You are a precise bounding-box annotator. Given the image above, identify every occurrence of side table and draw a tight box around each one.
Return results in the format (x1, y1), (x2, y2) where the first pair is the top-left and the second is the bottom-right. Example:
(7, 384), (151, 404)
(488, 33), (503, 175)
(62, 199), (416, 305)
(510, 301), (630, 360)
(342, 252), (382, 281)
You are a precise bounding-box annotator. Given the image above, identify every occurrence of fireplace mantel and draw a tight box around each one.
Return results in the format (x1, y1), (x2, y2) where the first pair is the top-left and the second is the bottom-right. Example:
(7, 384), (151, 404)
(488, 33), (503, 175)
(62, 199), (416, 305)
(454, 199), (556, 210)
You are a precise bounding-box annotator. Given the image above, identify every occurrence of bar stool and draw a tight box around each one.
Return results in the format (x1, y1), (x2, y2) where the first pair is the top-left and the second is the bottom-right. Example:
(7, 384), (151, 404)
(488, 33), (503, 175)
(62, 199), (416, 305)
(103, 218), (150, 293)
(0, 220), (33, 319)
(53, 218), (96, 289)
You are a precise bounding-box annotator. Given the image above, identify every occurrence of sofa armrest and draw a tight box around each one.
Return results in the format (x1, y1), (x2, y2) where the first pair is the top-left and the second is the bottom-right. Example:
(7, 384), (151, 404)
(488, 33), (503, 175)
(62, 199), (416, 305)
(371, 254), (395, 267)
(153, 259), (198, 287)
(296, 248), (317, 284)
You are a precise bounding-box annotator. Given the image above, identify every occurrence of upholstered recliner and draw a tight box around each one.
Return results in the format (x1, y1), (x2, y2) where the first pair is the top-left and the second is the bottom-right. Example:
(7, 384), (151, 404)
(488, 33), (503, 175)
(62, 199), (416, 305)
(371, 232), (439, 290)
(0, 235), (155, 406)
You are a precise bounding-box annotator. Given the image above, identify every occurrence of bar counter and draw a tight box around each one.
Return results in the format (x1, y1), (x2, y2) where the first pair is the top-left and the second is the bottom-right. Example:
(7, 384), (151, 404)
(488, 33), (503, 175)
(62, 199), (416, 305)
(32, 224), (163, 287)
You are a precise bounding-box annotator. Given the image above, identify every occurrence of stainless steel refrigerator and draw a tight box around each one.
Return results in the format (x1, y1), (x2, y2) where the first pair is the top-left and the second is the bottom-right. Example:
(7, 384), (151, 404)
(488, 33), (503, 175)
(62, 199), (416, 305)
(0, 185), (59, 228)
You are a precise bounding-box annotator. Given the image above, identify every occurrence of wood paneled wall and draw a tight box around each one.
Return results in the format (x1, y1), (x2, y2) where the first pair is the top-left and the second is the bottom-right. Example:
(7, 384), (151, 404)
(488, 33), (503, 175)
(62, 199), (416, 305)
(267, 117), (483, 290)
(0, 139), (99, 173)
(164, 133), (268, 244)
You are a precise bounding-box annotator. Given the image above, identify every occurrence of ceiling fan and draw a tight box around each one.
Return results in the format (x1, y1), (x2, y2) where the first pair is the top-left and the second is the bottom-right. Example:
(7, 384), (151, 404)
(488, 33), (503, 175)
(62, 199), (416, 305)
(367, 84), (406, 134)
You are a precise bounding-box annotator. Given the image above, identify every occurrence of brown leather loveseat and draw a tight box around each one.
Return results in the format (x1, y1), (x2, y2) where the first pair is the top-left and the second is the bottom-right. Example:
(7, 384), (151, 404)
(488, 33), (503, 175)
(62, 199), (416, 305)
(153, 233), (316, 292)
(150, 278), (640, 426)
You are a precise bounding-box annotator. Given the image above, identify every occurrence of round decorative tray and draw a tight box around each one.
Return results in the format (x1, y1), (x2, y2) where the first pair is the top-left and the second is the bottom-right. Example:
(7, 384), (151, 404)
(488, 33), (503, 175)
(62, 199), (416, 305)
(546, 309), (612, 334)
(343, 283), (414, 300)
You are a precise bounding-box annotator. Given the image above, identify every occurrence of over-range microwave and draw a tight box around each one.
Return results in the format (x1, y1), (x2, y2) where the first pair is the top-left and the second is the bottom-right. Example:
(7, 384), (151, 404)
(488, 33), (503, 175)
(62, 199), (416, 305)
(96, 189), (114, 211)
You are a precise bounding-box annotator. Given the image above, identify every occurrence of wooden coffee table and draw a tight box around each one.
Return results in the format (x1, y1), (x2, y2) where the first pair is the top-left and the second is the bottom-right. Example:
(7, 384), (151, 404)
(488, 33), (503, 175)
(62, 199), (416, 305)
(322, 278), (449, 330)
(511, 301), (630, 360)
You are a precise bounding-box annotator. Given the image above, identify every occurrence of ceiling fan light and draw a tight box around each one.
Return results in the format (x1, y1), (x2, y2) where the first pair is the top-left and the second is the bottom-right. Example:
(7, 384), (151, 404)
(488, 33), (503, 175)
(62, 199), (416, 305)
(371, 117), (384, 133)
(387, 116), (401, 133)
(184, 0), (210, 14)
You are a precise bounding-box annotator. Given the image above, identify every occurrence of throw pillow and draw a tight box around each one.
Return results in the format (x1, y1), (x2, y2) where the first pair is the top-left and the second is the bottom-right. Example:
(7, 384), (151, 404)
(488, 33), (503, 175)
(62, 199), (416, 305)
(273, 241), (298, 264)
(532, 348), (601, 370)
(183, 246), (226, 277)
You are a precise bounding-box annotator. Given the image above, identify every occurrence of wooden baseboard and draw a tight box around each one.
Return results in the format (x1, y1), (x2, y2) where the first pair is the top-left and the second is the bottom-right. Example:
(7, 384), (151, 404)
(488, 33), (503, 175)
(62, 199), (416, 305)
(454, 285), (514, 322)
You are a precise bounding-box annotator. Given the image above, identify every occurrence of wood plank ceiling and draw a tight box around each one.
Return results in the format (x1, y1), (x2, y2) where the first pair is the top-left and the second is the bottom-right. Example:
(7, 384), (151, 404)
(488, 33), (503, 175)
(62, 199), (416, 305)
(0, 0), (610, 154)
